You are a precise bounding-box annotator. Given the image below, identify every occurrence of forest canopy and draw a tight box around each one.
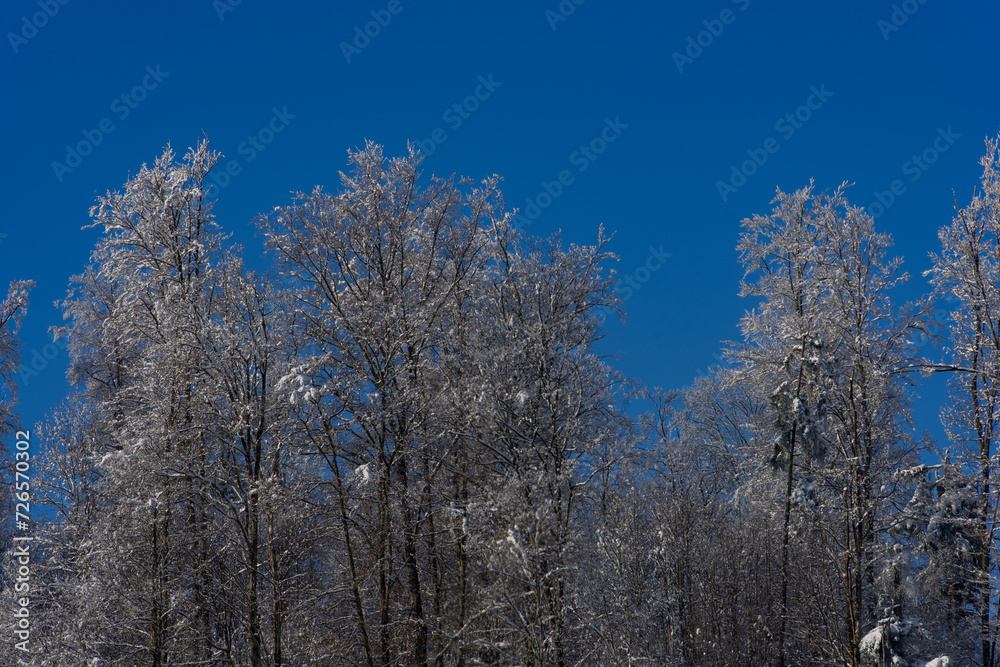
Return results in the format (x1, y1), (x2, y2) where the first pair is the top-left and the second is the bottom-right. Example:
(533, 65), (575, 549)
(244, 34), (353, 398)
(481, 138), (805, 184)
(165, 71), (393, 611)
(4, 135), (1000, 666)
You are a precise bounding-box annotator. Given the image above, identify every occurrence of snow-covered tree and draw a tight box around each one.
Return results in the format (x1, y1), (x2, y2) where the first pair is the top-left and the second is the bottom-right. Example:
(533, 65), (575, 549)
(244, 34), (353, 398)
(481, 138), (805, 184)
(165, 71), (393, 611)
(18, 135), (994, 667)
(468, 229), (626, 666)
(262, 141), (512, 667)
(591, 379), (781, 665)
(731, 182), (930, 666)
(925, 133), (1000, 667)
(49, 141), (242, 665)
(0, 280), (33, 438)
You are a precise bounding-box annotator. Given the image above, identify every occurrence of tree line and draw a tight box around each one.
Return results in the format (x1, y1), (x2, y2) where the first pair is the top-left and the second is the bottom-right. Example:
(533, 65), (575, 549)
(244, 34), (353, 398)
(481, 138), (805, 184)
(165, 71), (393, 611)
(2, 136), (1000, 665)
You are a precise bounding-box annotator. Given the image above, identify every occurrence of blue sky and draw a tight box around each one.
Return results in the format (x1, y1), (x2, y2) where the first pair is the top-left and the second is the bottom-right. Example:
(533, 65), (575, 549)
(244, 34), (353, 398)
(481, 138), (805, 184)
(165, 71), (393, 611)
(3, 0), (999, 446)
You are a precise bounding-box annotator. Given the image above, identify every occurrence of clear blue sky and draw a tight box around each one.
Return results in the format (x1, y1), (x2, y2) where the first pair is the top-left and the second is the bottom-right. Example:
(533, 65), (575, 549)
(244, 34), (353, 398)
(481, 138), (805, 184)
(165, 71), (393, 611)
(3, 0), (999, 447)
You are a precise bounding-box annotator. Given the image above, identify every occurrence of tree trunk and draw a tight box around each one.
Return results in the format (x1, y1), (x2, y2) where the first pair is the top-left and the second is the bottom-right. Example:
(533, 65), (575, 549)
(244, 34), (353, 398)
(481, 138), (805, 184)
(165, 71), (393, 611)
(778, 429), (796, 667)
(248, 488), (262, 667)
(378, 469), (392, 667)
(267, 510), (286, 667)
(399, 454), (429, 667)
